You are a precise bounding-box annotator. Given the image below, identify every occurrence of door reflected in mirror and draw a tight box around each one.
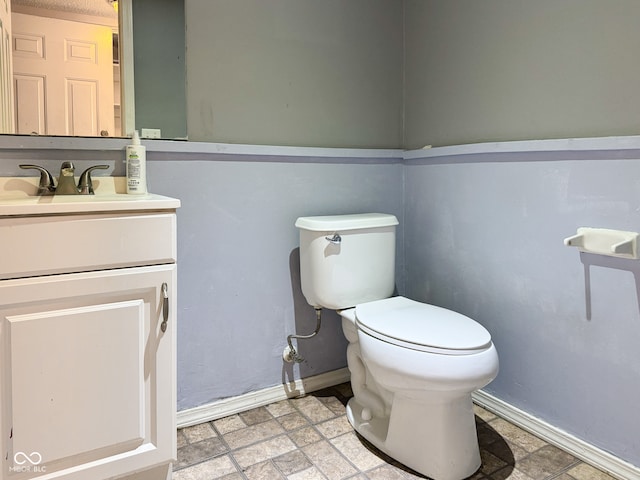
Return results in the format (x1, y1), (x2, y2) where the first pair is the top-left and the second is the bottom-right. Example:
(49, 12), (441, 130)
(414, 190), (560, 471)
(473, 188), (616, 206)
(1, 0), (133, 137)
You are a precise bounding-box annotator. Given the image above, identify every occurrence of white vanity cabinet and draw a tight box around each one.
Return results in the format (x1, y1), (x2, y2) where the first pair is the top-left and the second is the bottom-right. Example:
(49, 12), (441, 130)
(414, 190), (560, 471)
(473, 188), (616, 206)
(0, 196), (179, 480)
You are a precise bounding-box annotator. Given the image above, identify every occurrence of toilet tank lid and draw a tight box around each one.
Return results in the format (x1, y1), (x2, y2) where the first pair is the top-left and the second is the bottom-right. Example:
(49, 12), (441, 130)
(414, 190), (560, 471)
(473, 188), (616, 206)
(295, 213), (398, 231)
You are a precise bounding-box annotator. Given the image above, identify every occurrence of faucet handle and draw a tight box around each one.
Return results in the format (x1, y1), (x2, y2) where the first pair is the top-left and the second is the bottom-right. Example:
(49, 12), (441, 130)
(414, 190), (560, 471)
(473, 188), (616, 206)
(78, 165), (110, 195)
(19, 164), (56, 195)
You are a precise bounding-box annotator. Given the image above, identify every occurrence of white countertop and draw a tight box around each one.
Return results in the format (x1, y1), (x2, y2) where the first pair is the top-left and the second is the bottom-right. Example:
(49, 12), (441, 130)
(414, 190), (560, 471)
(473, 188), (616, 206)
(0, 177), (180, 216)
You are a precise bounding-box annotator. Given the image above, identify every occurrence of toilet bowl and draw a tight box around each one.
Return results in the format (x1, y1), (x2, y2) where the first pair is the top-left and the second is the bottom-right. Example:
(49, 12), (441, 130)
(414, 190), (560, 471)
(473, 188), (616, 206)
(340, 296), (498, 480)
(294, 213), (499, 480)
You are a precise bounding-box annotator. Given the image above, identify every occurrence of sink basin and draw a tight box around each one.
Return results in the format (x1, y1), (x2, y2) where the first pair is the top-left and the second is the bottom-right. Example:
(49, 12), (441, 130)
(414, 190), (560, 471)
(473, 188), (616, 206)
(0, 177), (180, 216)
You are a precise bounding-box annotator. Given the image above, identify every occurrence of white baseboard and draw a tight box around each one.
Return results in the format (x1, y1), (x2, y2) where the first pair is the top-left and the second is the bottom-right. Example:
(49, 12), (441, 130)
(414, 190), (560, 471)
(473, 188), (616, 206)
(472, 390), (640, 480)
(177, 368), (351, 428)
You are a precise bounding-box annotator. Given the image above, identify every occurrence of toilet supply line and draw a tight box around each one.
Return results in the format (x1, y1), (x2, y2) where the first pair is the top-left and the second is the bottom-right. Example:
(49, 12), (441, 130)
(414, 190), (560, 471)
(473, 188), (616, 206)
(283, 308), (322, 363)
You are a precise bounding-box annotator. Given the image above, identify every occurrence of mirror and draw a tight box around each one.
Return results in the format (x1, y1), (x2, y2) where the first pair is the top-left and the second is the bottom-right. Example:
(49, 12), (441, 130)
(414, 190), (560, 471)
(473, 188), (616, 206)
(0, 0), (134, 137)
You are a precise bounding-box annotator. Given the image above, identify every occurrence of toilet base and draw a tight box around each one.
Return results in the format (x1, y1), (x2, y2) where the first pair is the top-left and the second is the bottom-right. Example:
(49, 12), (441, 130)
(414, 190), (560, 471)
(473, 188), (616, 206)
(346, 393), (481, 480)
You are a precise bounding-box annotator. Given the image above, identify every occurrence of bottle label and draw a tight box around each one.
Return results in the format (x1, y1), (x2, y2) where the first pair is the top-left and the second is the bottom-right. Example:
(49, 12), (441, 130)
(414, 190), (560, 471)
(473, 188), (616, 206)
(126, 144), (146, 194)
(128, 158), (141, 178)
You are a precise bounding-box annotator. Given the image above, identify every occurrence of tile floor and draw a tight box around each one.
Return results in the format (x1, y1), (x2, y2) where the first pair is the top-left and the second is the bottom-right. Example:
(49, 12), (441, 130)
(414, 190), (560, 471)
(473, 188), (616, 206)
(173, 383), (617, 480)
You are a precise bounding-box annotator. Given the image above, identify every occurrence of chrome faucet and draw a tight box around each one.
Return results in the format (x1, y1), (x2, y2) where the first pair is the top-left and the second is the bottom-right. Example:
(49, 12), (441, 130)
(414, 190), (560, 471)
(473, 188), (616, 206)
(55, 161), (80, 195)
(20, 162), (110, 195)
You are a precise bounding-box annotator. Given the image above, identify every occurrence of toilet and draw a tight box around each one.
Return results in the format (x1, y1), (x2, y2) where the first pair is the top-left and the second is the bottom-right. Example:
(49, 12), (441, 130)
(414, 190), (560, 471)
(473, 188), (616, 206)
(295, 213), (499, 480)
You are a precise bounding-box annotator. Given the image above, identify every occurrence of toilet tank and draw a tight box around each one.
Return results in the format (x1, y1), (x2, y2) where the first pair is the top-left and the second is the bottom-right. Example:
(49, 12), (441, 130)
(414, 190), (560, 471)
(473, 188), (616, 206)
(295, 213), (399, 310)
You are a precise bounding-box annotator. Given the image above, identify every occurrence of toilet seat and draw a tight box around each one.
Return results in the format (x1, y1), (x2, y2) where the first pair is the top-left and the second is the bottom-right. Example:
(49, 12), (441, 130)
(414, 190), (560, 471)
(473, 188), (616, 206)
(355, 296), (492, 355)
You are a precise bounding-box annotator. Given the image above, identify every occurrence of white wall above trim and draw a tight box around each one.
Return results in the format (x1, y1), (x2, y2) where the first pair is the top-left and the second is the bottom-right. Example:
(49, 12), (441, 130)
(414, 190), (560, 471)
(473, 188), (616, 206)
(472, 390), (640, 480)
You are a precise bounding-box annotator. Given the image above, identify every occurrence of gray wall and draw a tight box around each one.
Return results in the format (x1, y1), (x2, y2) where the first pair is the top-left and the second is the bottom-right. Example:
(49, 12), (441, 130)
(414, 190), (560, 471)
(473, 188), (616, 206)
(403, 0), (640, 149)
(185, 0), (403, 148)
(147, 153), (404, 410)
(403, 1), (640, 466)
(133, 0), (640, 149)
(0, 144), (404, 413)
(403, 149), (640, 467)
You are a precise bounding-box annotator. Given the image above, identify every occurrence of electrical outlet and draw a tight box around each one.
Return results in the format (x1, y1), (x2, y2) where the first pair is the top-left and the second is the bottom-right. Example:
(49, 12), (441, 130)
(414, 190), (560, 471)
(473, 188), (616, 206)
(141, 128), (161, 139)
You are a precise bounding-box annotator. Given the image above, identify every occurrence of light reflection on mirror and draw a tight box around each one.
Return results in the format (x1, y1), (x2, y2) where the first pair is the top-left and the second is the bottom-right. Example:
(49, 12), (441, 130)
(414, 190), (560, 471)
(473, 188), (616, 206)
(0, 0), (133, 137)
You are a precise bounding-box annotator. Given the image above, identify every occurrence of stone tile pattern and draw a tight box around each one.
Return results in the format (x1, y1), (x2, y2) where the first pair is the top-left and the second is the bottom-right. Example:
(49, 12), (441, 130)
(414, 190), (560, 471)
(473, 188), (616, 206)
(173, 383), (617, 480)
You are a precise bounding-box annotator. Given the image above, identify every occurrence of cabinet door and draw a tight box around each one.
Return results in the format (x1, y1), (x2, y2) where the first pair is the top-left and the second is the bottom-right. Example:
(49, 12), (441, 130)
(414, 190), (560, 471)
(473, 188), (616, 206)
(0, 264), (176, 480)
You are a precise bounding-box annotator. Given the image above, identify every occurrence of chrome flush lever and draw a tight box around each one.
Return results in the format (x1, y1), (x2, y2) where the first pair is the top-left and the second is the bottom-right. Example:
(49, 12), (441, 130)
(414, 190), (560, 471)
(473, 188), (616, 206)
(325, 233), (342, 244)
(161, 283), (169, 333)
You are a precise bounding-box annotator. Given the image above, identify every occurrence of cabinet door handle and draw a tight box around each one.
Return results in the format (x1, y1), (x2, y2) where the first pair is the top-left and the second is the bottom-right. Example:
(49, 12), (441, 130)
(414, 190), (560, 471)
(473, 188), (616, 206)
(161, 283), (169, 332)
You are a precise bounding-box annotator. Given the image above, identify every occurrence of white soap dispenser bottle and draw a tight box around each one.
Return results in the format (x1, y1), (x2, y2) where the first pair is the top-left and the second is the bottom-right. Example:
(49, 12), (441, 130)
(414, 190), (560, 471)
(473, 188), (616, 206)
(126, 130), (147, 194)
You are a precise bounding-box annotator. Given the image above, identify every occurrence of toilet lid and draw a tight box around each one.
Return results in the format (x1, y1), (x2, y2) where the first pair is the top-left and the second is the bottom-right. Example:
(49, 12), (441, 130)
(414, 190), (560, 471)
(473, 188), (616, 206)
(355, 296), (492, 354)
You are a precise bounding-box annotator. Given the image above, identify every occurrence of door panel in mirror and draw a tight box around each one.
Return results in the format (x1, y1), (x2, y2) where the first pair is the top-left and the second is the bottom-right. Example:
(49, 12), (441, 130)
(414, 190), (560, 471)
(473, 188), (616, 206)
(1, 0), (134, 137)
(13, 12), (115, 136)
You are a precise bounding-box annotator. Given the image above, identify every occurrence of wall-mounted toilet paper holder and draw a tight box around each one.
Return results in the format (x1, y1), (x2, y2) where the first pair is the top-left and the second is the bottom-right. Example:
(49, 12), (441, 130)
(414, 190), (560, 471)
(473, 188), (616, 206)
(564, 227), (639, 259)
